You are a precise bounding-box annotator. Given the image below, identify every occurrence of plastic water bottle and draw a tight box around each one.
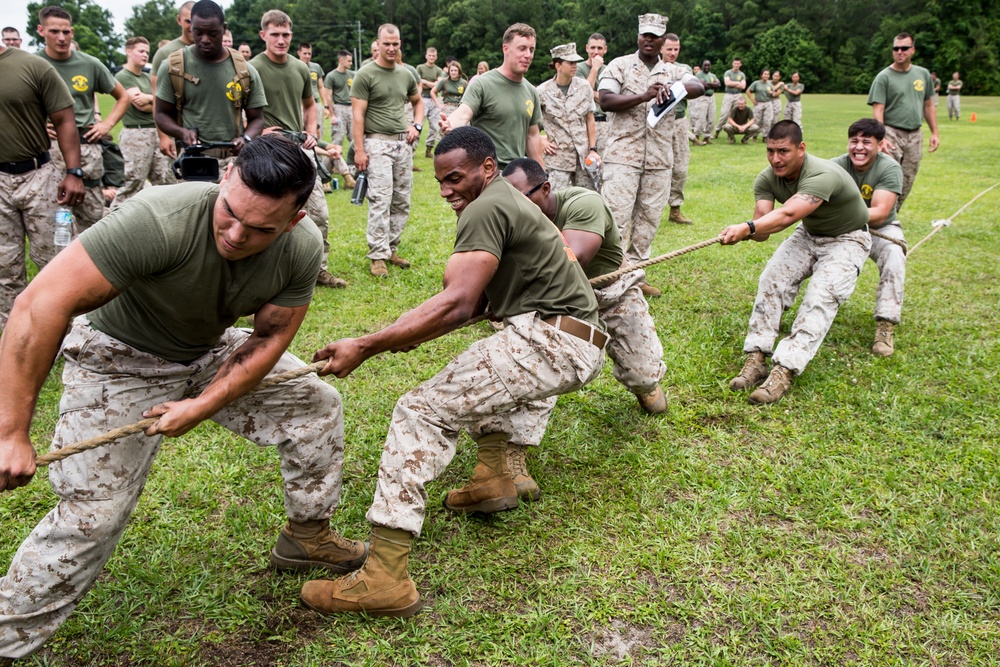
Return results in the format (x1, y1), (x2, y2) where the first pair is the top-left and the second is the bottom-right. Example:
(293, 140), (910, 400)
(585, 155), (602, 190)
(54, 207), (73, 249)
(351, 172), (368, 206)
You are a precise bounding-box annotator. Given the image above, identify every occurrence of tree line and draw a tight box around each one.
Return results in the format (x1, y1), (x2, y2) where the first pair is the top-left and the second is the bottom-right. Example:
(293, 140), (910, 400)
(26, 0), (999, 95)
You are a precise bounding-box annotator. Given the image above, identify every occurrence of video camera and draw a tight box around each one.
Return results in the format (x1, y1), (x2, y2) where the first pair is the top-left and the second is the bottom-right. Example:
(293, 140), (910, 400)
(172, 140), (237, 182)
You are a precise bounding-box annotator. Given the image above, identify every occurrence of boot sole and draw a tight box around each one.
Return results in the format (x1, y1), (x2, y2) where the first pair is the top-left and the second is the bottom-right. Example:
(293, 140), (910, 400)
(442, 495), (519, 515)
(269, 546), (369, 574)
(301, 595), (423, 618)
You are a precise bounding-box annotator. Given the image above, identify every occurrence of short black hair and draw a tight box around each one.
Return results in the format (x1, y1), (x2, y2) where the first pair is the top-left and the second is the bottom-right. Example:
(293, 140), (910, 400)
(190, 0), (225, 25)
(39, 6), (73, 23)
(435, 126), (497, 165)
(298, 42), (311, 50)
(235, 135), (315, 210)
(338, 49), (351, 58)
(502, 158), (546, 188)
(847, 118), (885, 141)
(767, 120), (803, 145)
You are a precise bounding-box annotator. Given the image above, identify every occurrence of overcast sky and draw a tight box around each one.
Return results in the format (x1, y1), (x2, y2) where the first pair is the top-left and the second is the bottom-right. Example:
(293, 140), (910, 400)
(2, 1), (232, 46)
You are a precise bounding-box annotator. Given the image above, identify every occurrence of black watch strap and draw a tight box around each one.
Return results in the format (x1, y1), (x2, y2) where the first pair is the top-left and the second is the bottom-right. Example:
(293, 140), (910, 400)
(66, 167), (84, 178)
(746, 220), (756, 236)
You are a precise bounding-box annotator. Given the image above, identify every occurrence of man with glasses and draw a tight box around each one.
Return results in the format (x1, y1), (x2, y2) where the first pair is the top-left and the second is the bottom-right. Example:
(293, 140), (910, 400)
(1, 27), (22, 48)
(867, 32), (939, 210)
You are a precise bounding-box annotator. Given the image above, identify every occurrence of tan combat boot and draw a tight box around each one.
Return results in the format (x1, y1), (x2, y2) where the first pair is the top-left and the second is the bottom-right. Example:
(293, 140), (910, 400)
(640, 283), (661, 298)
(443, 434), (519, 514)
(388, 252), (411, 269)
(872, 320), (895, 356)
(270, 519), (368, 574)
(300, 526), (422, 618)
(316, 269), (348, 288)
(344, 173), (357, 189)
(729, 351), (768, 391)
(425, 144), (434, 158)
(370, 259), (388, 277)
(507, 444), (541, 502)
(749, 364), (794, 404)
(636, 385), (668, 414)
(669, 206), (693, 224)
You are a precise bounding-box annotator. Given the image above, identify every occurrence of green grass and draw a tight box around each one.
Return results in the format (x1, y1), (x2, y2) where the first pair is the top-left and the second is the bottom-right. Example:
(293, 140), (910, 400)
(3, 94), (999, 665)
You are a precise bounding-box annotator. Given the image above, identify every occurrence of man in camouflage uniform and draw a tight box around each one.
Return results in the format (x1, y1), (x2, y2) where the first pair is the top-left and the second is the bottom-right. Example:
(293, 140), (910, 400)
(112, 36), (177, 209)
(299, 126), (605, 619)
(692, 59), (720, 143)
(576, 33), (608, 151)
(714, 57), (747, 138)
(746, 69), (775, 138)
(946, 71), (962, 120)
(36, 5), (131, 232)
(661, 32), (695, 224)
(416, 47), (444, 158)
(297, 42), (326, 138)
(149, 0), (194, 85)
(769, 70), (785, 127)
(0, 39), (85, 329)
(321, 50), (356, 188)
(721, 121), (871, 404)
(537, 43), (598, 191)
(867, 32), (939, 210)
(504, 157), (667, 423)
(783, 72), (804, 127)
(351, 23), (424, 278)
(598, 13), (703, 298)
(0, 137), (366, 662)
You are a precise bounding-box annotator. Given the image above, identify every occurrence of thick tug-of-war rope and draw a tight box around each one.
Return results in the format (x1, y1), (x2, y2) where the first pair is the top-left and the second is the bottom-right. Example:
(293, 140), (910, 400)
(907, 181), (998, 256)
(33, 237), (726, 468)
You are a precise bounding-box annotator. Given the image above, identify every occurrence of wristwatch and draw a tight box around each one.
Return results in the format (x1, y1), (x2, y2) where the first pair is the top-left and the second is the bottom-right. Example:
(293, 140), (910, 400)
(746, 220), (756, 237)
(413, 123), (423, 132)
(242, 133), (253, 143)
(66, 167), (84, 178)
(589, 146), (598, 152)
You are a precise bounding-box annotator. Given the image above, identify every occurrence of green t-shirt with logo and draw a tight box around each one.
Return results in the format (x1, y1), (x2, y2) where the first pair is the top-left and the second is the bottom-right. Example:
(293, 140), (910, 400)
(867, 64), (933, 131)
(753, 154), (870, 237)
(350, 63), (418, 135)
(80, 182), (322, 363)
(115, 67), (155, 128)
(308, 61), (324, 102)
(150, 37), (188, 79)
(830, 152), (902, 226)
(947, 79), (963, 95)
(748, 79), (773, 104)
(434, 77), (468, 105)
(783, 82), (804, 103)
(696, 70), (719, 96)
(156, 47), (268, 143)
(723, 69), (746, 94)
(324, 68), (355, 105)
(462, 69), (542, 167)
(37, 49), (116, 128)
(0, 48), (74, 162)
(553, 187), (623, 280)
(416, 63), (443, 96)
(250, 53), (312, 132)
(453, 177), (598, 325)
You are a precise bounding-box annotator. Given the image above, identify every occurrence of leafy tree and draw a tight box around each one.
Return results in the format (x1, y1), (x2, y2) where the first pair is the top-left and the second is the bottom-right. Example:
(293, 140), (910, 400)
(745, 19), (828, 91)
(124, 0), (181, 48)
(27, 0), (122, 67)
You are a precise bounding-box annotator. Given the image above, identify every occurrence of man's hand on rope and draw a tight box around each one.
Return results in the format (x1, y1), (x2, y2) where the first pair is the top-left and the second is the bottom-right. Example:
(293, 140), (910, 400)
(314, 339), (368, 378)
(0, 435), (37, 493)
(142, 399), (211, 438)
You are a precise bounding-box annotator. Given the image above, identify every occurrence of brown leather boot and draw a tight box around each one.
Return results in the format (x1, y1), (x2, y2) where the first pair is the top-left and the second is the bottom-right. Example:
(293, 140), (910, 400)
(388, 252), (411, 269)
(636, 385), (667, 414)
(729, 351), (768, 391)
(316, 269), (348, 288)
(425, 144), (433, 158)
(344, 173), (357, 188)
(639, 283), (661, 298)
(749, 364), (794, 404)
(270, 519), (368, 574)
(872, 320), (895, 356)
(669, 206), (693, 224)
(443, 434), (519, 514)
(300, 526), (422, 617)
(507, 444), (540, 501)
(370, 259), (388, 277)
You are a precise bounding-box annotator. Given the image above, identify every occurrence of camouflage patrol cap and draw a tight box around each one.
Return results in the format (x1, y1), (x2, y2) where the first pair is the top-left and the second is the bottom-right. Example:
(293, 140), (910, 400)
(638, 13), (668, 36)
(550, 42), (584, 62)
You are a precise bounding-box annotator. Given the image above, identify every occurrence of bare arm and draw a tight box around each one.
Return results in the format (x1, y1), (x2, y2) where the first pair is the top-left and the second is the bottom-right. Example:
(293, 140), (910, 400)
(924, 97), (940, 152)
(526, 124), (545, 169)
(86, 82), (130, 142)
(144, 302), (308, 437)
(562, 229), (603, 268)
(719, 193), (827, 244)
(155, 96), (197, 146)
(871, 102), (885, 123)
(441, 102), (474, 132)
(314, 250), (499, 377)
(867, 190), (900, 227)
(351, 97), (369, 171)
(301, 96), (318, 148)
(586, 113), (596, 153)
(407, 93), (425, 145)
(0, 242), (120, 491)
(50, 106), (85, 204)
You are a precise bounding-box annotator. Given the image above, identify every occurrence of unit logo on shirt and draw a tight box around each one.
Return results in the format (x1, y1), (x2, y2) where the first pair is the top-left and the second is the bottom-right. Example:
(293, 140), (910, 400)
(860, 184), (874, 201)
(226, 80), (243, 102)
(72, 75), (89, 92)
(913, 79), (925, 92)
(525, 99), (534, 117)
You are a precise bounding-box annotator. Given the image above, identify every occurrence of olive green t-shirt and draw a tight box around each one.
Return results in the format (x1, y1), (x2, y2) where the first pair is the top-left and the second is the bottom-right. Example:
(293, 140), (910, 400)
(416, 63), (443, 96)
(115, 67), (155, 128)
(36, 49), (116, 129)
(307, 62), (324, 102)
(553, 187), (623, 280)
(150, 37), (188, 79)
(723, 68), (746, 94)
(350, 63), (418, 135)
(729, 106), (753, 125)
(696, 70), (719, 96)
(250, 53), (312, 131)
(80, 182), (322, 363)
(747, 79), (773, 104)
(947, 79), (963, 95)
(156, 48), (268, 143)
(324, 68), (355, 105)
(783, 82), (804, 103)
(830, 152), (902, 226)
(0, 48), (74, 162)
(462, 69), (542, 168)
(452, 177), (598, 325)
(434, 77), (467, 105)
(866, 65), (933, 131)
(753, 154), (870, 237)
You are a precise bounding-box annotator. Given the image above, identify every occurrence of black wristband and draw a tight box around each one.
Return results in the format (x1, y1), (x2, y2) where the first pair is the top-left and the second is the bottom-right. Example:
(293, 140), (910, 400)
(746, 220), (756, 237)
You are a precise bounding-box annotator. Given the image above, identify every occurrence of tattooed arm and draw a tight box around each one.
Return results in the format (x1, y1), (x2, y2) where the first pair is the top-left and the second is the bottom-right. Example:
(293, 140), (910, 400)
(720, 193), (825, 244)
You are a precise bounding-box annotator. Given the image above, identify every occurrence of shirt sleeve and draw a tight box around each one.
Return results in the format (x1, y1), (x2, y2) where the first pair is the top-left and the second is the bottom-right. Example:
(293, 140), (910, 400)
(41, 65), (74, 114)
(461, 75), (485, 113)
(300, 65), (312, 100)
(155, 60), (174, 102)
(267, 223), (322, 307)
(597, 60), (623, 93)
(876, 158), (904, 195)
(753, 169), (776, 203)
(245, 64), (268, 109)
(529, 87), (541, 126)
(350, 69), (370, 100)
(453, 198), (508, 261)
(867, 71), (887, 106)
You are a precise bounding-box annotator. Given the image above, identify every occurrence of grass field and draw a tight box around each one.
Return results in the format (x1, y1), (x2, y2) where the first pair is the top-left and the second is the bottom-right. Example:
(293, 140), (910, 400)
(2, 94), (999, 666)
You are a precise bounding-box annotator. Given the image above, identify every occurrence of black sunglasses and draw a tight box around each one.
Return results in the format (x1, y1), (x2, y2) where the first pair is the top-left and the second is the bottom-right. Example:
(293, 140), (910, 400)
(892, 45), (912, 52)
(524, 178), (547, 197)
